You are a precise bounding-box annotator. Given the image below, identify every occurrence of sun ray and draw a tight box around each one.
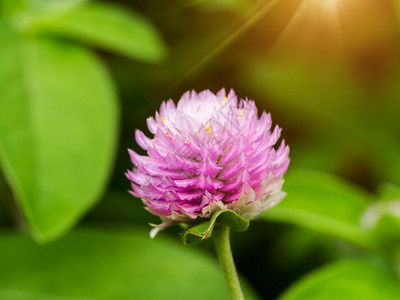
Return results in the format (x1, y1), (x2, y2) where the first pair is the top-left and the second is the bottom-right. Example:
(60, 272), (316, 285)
(328, 0), (345, 56)
(161, 0), (283, 97)
(270, 0), (313, 54)
(161, 0), (346, 99)
(271, 0), (345, 60)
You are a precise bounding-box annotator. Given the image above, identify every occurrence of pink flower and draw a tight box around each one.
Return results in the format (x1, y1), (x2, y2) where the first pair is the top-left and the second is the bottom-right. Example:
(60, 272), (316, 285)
(126, 89), (290, 236)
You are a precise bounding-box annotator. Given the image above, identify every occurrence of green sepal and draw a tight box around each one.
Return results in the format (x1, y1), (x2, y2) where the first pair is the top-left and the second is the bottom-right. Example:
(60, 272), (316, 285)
(182, 209), (249, 245)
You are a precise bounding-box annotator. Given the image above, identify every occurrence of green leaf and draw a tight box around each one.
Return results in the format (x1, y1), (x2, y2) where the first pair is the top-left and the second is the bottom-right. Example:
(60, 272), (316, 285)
(279, 260), (400, 300)
(377, 183), (400, 200)
(0, 228), (258, 300)
(0, 21), (118, 242)
(1, 0), (88, 20)
(0, 290), (79, 300)
(24, 1), (166, 62)
(361, 200), (400, 247)
(0, 0), (25, 15)
(262, 170), (375, 249)
(183, 209), (250, 245)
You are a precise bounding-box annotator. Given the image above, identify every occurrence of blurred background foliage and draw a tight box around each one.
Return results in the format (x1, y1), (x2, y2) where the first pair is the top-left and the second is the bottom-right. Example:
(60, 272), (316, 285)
(1, 0), (400, 299)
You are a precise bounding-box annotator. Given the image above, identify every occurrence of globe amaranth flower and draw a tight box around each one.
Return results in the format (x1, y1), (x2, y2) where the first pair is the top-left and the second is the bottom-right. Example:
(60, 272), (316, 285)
(126, 89), (290, 237)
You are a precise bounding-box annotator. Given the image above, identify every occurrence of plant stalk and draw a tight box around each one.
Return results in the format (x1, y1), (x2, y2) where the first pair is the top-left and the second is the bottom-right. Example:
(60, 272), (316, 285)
(214, 225), (244, 300)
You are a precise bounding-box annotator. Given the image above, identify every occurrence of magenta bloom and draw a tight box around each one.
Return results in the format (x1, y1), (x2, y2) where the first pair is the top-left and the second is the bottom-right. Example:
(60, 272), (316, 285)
(127, 89), (289, 235)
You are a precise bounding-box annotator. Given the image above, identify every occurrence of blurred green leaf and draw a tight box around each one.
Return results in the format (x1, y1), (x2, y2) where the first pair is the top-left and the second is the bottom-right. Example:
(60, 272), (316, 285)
(25, 1), (166, 62)
(0, 228), (258, 300)
(261, 170), (375, 249)
(361, 200), (400, 247)
(0, 21), (118, 242)
(279, 260), (400, 300)
(0, 290), (80, 300)
(373, 213), (400, 245)
(0, 0), (87, 18)
(183, 209), (249, 245)
(0, 0), (25, 15)
(377, 183), (400, 200)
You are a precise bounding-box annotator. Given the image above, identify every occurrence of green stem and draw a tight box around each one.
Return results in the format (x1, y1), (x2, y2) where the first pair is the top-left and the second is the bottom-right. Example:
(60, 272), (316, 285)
(214, 225), (244, 300)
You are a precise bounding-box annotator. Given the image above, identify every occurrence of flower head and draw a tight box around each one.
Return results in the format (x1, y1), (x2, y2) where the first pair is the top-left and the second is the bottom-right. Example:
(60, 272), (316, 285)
(126, 89), (290, 235)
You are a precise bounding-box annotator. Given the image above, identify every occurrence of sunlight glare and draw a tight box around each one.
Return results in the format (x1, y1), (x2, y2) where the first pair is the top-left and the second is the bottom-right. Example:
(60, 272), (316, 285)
(271, 0), (344, 58)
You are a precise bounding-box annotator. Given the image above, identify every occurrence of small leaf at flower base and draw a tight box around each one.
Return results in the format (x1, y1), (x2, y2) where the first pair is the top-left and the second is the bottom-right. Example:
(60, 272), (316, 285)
(183, 209), (250, 245)
(279, 260), (400, 300)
